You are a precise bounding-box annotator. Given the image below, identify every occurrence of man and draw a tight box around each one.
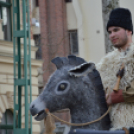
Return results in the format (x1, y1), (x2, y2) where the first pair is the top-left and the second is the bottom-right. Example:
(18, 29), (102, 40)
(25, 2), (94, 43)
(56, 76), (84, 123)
(96, 8), (134, 130)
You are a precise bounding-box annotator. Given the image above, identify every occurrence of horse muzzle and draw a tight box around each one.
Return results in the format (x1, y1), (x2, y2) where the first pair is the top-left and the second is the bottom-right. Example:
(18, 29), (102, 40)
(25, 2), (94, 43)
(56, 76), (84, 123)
(30, 97), (47, 121)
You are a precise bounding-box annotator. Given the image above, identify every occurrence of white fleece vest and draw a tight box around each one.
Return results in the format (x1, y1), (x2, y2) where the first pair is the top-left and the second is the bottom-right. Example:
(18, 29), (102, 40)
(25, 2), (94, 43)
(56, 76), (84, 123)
(96, 44), (134, 130)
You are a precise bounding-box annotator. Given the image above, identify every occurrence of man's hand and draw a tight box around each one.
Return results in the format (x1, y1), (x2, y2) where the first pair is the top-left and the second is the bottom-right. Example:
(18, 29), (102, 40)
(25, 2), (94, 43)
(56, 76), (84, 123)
(106, 90), (125, 105)
(106, 93), (112, 105)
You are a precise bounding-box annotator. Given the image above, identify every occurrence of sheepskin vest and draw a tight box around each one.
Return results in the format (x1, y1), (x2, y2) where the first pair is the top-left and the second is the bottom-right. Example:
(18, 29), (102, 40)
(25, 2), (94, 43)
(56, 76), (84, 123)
(96, 43), (134, 130)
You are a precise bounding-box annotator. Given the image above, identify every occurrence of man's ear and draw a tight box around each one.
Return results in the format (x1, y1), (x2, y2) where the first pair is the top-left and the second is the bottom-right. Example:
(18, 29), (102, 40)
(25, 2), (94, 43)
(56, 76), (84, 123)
(126, 30), (132, 36)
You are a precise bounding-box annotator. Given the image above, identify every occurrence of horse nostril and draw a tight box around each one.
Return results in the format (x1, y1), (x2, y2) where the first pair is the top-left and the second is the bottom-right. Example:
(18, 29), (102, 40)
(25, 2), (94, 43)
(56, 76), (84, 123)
(32, 104), (35, 109)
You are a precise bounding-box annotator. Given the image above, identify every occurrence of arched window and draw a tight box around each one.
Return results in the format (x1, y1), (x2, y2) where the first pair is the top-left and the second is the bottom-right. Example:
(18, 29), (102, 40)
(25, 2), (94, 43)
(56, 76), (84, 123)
(0, 109), (13, 134)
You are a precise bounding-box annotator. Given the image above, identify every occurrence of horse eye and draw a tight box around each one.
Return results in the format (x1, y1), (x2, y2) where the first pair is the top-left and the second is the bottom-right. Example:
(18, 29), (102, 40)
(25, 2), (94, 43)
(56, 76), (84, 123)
(60, 84), (65, 89)
(58, 83), (67, 91)
(55, 81), (70, 95)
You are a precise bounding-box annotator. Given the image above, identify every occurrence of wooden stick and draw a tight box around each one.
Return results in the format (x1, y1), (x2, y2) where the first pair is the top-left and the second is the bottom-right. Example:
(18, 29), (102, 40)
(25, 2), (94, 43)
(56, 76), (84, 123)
(113, 64), (124, 92)
(113, 77), (121, 91)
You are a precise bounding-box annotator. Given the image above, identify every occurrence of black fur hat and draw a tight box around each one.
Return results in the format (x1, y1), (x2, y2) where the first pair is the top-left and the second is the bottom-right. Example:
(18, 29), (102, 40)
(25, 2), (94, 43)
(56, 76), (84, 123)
(107, 8), (133, 34)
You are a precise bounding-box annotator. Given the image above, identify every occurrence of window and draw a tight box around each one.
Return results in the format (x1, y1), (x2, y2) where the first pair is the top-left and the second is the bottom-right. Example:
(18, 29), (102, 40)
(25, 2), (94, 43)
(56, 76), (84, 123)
(0, 0), (12, 41)
(68, 30), (79, 55)
(35, 0), (39, 7)
(33, 34), (42, 59)
(65, 0), (72, 2)
(0, 109), (13, 134)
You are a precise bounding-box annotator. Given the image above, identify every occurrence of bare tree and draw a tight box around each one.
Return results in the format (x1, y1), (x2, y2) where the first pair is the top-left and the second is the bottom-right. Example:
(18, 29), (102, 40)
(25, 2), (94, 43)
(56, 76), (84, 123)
(102, 0), (119, 53)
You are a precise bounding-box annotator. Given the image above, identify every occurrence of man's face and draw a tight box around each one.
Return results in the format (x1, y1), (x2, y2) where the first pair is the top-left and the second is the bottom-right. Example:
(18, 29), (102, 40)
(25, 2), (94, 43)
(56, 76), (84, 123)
(108, 26), (128, 48)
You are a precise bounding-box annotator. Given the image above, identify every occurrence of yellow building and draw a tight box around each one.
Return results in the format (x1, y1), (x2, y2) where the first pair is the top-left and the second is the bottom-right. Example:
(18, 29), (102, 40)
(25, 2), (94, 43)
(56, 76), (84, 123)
(0, 0), (42, 133)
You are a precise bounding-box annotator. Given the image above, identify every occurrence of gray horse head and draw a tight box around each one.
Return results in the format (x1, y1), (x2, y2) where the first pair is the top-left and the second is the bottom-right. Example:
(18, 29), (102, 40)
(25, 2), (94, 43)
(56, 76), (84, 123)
(30, 55), (110, 130)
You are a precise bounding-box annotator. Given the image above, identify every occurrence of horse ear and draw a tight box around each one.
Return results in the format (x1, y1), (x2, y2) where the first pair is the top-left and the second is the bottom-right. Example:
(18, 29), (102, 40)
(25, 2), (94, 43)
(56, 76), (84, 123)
(68, 62), (95, 77)
(51, 57), (69, 69)
(68, 55), (86, 65)
(51, 57), (63, 69)
(68, 55), (76, 65)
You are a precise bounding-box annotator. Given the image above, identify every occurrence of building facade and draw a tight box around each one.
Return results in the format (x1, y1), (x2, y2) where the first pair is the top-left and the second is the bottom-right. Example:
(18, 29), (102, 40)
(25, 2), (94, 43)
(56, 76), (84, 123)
(0, 0), (42, 134)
